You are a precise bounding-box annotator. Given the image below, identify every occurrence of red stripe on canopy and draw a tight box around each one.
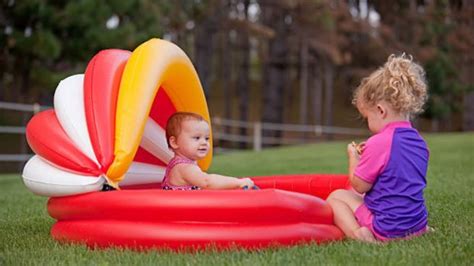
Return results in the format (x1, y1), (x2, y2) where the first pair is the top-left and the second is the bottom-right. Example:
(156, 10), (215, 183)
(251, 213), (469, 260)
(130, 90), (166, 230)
(133, 147), (167, 167)
(149, 87), (177, 129)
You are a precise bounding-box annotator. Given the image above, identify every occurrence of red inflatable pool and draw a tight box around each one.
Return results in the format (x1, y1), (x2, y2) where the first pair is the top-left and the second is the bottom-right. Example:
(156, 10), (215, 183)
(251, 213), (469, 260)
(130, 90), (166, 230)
(20, 40), (350, 251)
(48, 174), (349, 251)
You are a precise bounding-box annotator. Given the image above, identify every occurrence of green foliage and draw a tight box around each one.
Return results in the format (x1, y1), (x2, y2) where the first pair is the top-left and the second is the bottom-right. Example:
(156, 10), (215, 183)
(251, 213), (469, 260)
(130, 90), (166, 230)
(318, 9), (335, 31)
(1, 133), (473, 265)
(424, 52), (460, 118)
(1, 0), (168, 101)
(1, 0), (471, 130)
(419, 2), (468, 120)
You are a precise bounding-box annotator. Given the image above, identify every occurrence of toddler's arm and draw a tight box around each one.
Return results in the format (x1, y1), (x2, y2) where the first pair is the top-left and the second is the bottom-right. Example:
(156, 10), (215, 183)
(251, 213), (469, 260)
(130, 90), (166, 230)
(347, 143), (372, 193)
(180, 164), (254, 190)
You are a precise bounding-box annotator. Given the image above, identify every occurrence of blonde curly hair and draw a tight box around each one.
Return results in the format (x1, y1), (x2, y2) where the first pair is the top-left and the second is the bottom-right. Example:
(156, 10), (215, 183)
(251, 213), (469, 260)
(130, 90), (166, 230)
(353, 54), (428, 117)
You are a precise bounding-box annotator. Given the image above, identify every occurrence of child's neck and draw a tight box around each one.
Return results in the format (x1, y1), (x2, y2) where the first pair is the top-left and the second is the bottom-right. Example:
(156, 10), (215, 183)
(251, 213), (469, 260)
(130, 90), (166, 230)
(382, 112), (410, 127)
(173, 152), (195, 162)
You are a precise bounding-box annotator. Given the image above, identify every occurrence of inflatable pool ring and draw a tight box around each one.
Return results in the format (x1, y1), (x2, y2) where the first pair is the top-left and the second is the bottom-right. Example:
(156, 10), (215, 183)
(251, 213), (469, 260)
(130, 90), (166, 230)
(49, 174), (349, 250)
(22, 38), (349, 250)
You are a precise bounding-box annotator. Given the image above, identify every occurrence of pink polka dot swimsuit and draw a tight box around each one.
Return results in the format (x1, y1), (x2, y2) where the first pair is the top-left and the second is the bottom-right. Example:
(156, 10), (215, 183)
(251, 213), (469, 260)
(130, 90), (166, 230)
(161, 156), (201, 191)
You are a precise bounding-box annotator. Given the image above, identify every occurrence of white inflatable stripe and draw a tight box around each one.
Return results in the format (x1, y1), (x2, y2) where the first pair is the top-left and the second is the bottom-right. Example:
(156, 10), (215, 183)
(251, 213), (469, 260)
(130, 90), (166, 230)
(121, 162), (166, 186)
(54, 74), (100, 166)
(140, 118), (173, 164)
(22, 155), (104, 197)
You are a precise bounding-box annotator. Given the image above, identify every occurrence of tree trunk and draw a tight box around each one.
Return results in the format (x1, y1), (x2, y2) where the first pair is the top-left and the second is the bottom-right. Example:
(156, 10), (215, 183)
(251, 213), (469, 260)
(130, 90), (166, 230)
(10, 56), (32, 103)
(237, 0), (250, 148)
(0, 49), (6, 102)
(261, 3), (289, 143)
(194, 16), (217, 96)
(463, 91), (474, 131)
(461, 0), (474, 130)
(431, 118), (439, 132)
(19, 57), (32, 170)
(312, 57), (323, 126)
(219, 0), (232, 124)
(221, 33), (233, 114)
(0, 71), (4, 102)
(299, 36), (309, 125)
(323, 57), (334, 139)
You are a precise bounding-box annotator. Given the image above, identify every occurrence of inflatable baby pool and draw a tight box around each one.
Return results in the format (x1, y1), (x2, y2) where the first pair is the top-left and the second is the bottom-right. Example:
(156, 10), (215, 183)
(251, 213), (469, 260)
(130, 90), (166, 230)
(48, 174), (349, 250)
(22, 38), (348, 251)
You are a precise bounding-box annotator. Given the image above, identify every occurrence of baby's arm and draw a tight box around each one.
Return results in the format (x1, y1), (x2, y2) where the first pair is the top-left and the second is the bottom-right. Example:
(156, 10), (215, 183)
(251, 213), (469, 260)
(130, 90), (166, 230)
(179, 164), (254, 190)
(347, 143), (372, 193)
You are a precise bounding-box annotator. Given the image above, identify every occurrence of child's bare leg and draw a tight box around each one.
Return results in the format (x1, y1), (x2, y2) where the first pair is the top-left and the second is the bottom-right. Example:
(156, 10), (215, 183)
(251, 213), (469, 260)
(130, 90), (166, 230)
(353, 227), (376, 243)
(327, 189), (376, 243)
(327, 194), (360, 237)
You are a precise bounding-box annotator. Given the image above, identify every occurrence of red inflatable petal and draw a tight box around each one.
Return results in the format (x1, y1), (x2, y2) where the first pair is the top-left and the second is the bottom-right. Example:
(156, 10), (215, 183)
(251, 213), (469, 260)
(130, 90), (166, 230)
(133, 147), (167, 167)
(132, 88), (175, 166)
(26, 110), (101, 176)
(148, 88), (176, 129)
(84, 49), (131, 172)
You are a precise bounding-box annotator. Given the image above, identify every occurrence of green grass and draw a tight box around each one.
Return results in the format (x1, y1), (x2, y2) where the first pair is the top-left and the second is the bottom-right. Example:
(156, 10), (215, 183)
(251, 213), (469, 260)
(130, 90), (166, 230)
(1, 133), (473, 265)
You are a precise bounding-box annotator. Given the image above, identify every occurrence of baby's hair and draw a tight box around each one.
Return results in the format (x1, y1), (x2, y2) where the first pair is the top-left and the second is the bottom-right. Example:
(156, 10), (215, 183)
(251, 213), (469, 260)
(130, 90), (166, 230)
(166, 112), (206, 149)
(353, 54), (428, 117)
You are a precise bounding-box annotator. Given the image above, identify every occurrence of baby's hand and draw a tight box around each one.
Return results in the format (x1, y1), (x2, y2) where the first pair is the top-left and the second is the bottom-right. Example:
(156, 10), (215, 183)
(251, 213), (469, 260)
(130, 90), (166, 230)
(239, 177), (255, 188)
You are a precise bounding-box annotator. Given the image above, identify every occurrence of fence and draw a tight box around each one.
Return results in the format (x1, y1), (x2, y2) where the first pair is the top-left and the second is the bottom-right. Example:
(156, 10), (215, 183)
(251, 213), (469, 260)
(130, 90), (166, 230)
(0, 101), (369, 165)
(212, 117), (368, 152)
(0, 101), (51, 163)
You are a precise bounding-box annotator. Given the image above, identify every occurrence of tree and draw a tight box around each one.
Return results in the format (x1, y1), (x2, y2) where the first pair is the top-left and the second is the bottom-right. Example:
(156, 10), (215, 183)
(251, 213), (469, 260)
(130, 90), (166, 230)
(1, 0), (167, 104)
(260, 0), (290, 141)
(369, 0), (474, 131)
(236, 0), (251, 147)
(448, 0), (474, 130)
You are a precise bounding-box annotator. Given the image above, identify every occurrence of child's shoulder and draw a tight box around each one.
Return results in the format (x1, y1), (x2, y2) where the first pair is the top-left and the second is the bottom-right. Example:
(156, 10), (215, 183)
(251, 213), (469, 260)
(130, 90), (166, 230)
(366, 131), (391, 147)
(173, 162), (199, 170)
(361, 135), (390, 160)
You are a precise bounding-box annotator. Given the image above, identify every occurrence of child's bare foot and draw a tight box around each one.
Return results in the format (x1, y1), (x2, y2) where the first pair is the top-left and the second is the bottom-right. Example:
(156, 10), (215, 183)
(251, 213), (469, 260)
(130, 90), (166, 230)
(354, 227), (377, 243)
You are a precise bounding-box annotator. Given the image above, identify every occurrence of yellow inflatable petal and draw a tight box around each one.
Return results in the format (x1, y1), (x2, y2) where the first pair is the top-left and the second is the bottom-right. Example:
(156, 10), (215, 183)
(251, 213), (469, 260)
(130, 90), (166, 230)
(106, 39), (212, 184)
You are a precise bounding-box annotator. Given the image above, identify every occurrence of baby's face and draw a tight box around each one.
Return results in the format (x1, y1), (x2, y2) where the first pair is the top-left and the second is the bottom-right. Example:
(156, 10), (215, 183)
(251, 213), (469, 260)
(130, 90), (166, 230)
(174, 119), (210, 160)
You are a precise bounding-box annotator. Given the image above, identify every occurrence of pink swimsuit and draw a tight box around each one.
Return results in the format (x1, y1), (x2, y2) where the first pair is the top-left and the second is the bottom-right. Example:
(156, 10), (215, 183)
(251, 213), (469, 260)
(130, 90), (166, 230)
(161, 156), (201, 191)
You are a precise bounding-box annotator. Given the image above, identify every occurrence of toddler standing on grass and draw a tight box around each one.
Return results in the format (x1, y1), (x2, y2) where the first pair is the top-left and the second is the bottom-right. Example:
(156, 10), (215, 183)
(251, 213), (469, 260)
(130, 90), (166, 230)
(327, 54), (430, 243)
(161, 112), (254, 190)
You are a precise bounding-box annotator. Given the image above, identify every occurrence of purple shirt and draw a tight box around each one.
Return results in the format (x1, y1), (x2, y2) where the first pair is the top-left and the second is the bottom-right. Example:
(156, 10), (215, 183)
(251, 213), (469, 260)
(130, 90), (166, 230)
(355, 121), (429, 238)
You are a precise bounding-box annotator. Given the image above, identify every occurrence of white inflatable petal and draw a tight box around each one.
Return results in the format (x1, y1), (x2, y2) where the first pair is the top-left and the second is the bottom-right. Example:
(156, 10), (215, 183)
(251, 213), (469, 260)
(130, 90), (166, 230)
(22, 155), (104, 197)
(54, 74), (100, 166)
(140, 118), (173, 164)
(121, 162), (165, 186)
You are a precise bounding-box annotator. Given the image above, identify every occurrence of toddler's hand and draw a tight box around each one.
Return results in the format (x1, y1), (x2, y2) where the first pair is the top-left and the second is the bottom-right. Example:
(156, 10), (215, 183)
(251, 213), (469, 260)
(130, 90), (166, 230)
(239, 177), (255, 188)
(351, 141), (365, 155)
(347, 143), (360, 160)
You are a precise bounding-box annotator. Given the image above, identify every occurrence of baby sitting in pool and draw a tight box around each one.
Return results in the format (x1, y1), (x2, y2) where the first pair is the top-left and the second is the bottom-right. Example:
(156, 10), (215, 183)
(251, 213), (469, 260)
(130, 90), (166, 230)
(161, 112), (254, 191)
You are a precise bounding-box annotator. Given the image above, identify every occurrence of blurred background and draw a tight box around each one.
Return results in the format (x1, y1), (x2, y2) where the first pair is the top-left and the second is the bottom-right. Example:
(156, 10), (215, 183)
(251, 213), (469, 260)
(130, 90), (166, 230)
(1, 0), (473, 172)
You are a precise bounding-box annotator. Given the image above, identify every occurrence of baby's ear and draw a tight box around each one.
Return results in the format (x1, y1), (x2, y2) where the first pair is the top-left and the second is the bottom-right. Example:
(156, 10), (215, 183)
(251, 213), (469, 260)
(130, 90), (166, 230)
(169, 136), (179, 149)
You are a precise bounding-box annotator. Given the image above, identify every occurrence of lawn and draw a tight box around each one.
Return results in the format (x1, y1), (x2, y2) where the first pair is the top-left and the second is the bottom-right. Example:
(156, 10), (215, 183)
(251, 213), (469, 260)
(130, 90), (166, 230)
(1, 133), (473, 265)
